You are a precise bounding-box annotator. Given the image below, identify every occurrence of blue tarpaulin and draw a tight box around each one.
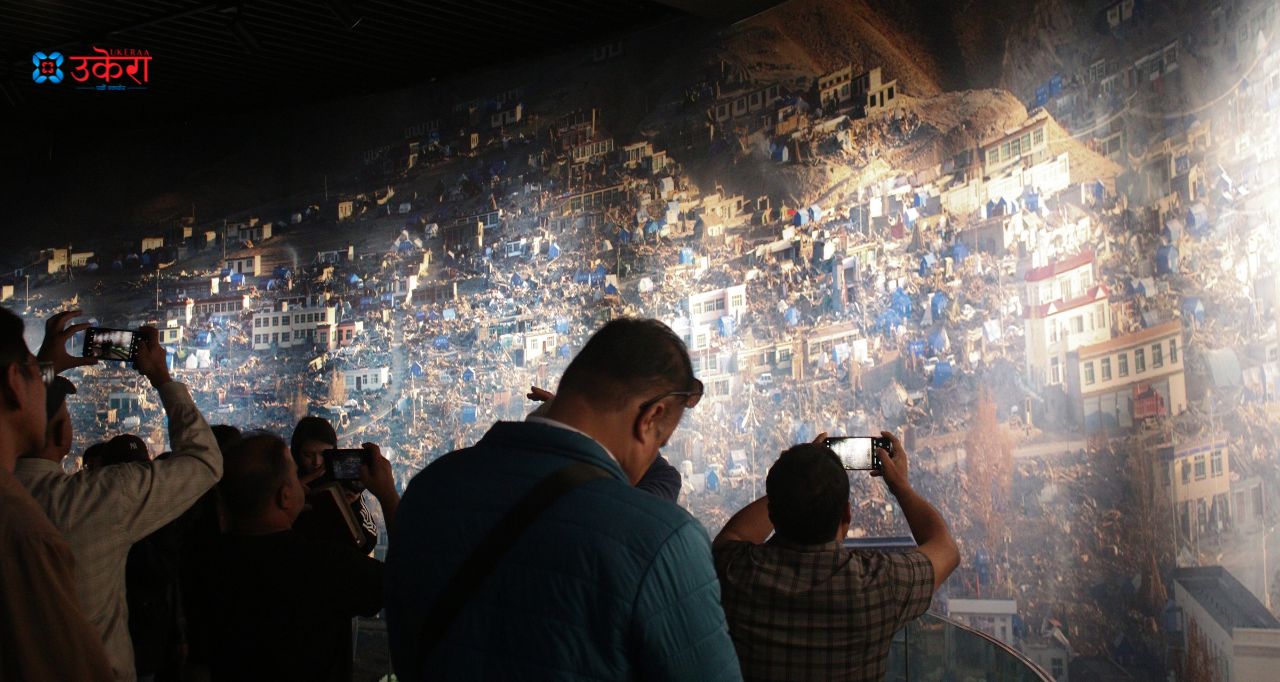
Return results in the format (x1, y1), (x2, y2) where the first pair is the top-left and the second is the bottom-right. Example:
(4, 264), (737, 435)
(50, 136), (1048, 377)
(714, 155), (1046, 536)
(1025, 192), (1040, 212)
(547, 243), (561, 259)
(933, 361), (954, 386)
(604, 283), (619, 295)
(433, 336), (450, 350)
(415, 311), (426, 321)
(950, 242), (969, 262)
(462, 367), (475, 382)
(1181, 297), (1205, 324)
(705, 467), (719, 492)
(511, 272), (523, 286)
(891, 289), (912, 316)
(919, 254), (938, 276)
(1155, 245), (1179, 275)
(792, 209), (809, 226)
(875, 310), (902, 336)
(348, 274), (362, 284)
(558, 345), (571, 358)
(907, 340), (926, 357)
(784, 307), (800, 326)
(617, 228), (632, 244)
(411, 362), (424, 378)
(427, 310), (441, 321)
(928, 329), (949, 354)
(719, 316), (736, 337)
(679, 248), (695, 265)
(460, 404), (478, 424)
(931, 292), (949, 320)
(644, 220), (661, 235)
(554, 318), (570, 334)
(1186, 204), (1210, 236)
(442, 308), (456, 321)
(229, 273), (245, 285)
(808, 205), (824, 222)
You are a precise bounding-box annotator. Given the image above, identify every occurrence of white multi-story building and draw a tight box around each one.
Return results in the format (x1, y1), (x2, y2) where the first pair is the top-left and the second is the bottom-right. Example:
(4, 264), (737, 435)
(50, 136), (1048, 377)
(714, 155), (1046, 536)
(686, 284), (747, 327)
(1023, 251), (1110, 386)
(251, 299), (338, 351)
(343, 367), (390, 393)
(1172, 566), (1280, 681)
(225, 254), (262, 277)
(946, 598), (1019, 647)
(1068, 320), (1186, 429)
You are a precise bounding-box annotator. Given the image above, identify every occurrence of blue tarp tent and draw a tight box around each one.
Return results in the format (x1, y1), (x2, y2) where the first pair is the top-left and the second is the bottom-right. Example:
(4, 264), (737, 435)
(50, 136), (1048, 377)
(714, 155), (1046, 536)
(907, 340), (926, 357)
(1181, 297), (1205, 324)
(705, 467), (719, 492)
(617, 228), (632, 244)
(348, 274), (362, 284)
(932, 361), (954, 386)
(784, 307), (800, 327)
(411, 362), (425, 378)
(891, 289), (912, 316)
(397, 240), (414, 253)
(274, 266), (291, 279)
(511, 272), (523, 286)
(427, 310), (441, 321)
(792, 209), (809, 226)
(462, 367), (475, 382)
(719, 316), (737, 337)
(950, 242), (970, 262)
(1025, 191), (1040, 213)
(604, 283), (619, 295)
(559, 345), (572, 358)
(1186, 204), (1210, 236)
(554, 318), (570, 334)
(875, 310), (902, 336)
(547, 243), (561, 259)
(931, 292), (948, 320)
(442, 308), (457, 321)
(921, 252), (942, 273)
(1155, 245), (1179, 275)
(415, 311), (426, 321)
(644, 219), (661, 235)
(679, 248), (695, 265)
(1163, 219), (1184, 242)
(928, 329), (949, 354)
(460, 404), (478, 424)
(592, 264), (607, 285)
(808, 205), (824, 222)
(229, 272), (245, 285)
(433, 336), (449, 350)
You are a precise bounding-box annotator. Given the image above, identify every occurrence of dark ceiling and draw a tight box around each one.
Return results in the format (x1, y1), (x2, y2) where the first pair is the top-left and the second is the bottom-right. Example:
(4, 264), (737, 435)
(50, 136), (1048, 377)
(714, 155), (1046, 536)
(0, 0), (781, 129)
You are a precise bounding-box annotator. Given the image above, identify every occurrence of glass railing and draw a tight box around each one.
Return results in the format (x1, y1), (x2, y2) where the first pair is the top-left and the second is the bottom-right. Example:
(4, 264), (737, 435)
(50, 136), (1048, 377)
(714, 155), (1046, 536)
(885, 612), (1056, 681)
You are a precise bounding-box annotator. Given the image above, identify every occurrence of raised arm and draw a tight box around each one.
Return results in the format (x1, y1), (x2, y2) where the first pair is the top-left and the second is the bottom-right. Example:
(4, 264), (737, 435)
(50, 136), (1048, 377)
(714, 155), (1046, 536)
(712, 496), (771, 548)
(872, 431), (959, 591)
(110, 327), (222, 542)
(636, 454), (682, 502)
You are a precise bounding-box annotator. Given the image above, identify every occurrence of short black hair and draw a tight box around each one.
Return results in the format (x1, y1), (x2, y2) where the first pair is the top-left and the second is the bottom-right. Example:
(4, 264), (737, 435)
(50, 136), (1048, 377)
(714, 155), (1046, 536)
(0, 308), (31, 410)
(220, 433), (292, 519)
(211, 424), (243, 453)
(766, 443), (850, 544)
(45, 376), (75, 419)
(556, 318), (693, 409)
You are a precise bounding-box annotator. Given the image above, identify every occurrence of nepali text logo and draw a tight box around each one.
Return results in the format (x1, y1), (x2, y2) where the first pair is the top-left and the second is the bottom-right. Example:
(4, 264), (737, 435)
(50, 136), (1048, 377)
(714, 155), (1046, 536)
(32, 52), (64, 84)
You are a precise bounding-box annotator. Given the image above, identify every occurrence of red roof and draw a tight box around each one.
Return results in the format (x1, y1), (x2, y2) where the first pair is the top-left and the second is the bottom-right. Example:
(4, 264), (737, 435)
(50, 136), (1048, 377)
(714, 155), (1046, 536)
(1024, 285), (1108, 319)
(1024, 250), (1094, 282)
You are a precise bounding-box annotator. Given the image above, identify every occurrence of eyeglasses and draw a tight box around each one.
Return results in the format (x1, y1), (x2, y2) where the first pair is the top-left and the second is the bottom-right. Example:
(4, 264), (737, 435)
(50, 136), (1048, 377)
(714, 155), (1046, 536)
(638, 378), (704, 413)
(35, 361), (56, 387)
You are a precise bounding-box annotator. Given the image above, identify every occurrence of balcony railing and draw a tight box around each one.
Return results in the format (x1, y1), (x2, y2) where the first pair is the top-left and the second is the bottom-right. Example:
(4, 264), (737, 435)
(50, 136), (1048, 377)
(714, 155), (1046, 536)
(886, 612), (1056, 681)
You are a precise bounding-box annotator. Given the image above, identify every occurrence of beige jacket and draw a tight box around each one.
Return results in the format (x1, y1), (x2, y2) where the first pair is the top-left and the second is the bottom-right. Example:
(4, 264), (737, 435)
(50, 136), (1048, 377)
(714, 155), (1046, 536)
(16, 381), (221, 681)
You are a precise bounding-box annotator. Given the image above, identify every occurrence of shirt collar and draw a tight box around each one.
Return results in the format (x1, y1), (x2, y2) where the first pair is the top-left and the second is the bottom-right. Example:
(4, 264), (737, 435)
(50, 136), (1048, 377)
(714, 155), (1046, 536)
(766, 534), (846, 553)
(13, 457), (63, 474)
(525, 415), (617, 462)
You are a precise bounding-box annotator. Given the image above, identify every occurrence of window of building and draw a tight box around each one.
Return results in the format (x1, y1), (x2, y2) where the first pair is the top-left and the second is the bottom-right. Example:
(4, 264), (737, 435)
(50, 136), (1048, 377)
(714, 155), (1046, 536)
(1181, 460), (1191, 484)
(1212, 450), (1223, 477)
(1119, 353), (1129, 377)
(1094, 306), (1106, 330)
(1050, 323), (1059, 343)
(731, 294), (744, 309)
(1052, 659), (1064, 678)
(1084, 362), (1095, 385)
(1152, 343), (1163, 368)
(1072, 316), (1084, 334)
(1033, 128), (1044, 146)
(1135, 348), (1146, 372)
(1061, 280), (1074, 301)
(1170, 338), (1178, 363)
(1101, 358), (1112, 381)
(1050, 356), (1061, 384)
(988, 149), (1000, 165)
(1194, 455), (1206, 480)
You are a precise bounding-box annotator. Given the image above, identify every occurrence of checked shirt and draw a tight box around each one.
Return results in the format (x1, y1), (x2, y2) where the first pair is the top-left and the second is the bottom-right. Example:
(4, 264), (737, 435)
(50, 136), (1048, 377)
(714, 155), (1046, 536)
(714, 537), (934, 682)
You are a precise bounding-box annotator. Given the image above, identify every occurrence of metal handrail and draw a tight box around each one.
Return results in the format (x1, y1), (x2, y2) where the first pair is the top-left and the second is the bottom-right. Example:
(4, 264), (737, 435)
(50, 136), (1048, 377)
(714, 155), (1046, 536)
(912, 612), (1057, 681)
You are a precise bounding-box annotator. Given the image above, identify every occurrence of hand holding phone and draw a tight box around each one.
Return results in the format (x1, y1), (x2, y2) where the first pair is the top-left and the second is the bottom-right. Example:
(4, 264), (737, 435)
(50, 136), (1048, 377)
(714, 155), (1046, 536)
(323, 449), (370, 482)
(82, 327), (141, 362)
(824, 436), (891, 471)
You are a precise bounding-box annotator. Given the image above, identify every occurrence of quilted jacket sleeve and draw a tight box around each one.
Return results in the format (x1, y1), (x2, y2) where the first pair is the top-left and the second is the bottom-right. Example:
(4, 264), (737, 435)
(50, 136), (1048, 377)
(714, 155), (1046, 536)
(631, 520), (743, 682)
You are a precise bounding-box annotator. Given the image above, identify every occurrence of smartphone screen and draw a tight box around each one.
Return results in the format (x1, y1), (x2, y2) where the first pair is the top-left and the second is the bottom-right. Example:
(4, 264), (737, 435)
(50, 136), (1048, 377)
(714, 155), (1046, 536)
(324, 449), (366, 481)
(82, 328), (139, 362)
(825, 437), (879, 470)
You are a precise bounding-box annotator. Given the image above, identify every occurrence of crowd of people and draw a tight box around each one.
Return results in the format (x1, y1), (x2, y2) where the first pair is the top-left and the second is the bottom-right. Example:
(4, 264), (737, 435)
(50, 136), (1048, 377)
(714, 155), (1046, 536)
(1, 308), (959, 681)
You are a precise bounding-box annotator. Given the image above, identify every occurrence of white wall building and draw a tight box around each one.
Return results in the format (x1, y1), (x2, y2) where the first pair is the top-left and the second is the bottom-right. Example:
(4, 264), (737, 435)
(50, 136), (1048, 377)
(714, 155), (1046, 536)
(686, 284), (747, 327)
(946, 598), (1019, 647)
(343, 367), (390, 393)
(1173, 566), (1280, 681)
(251, 300), (338, 351)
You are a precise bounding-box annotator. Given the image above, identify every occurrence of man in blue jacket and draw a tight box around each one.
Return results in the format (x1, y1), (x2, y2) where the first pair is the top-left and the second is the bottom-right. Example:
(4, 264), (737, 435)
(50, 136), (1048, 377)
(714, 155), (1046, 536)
(386, 317), (741, 681)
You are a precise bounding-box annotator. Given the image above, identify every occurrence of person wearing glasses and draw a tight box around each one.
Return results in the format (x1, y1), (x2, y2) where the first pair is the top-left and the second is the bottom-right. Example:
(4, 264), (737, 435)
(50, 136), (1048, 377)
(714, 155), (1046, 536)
(15, 310), (221, 681)
(386, 318), (742, 681)
(0, 306), (115, 680)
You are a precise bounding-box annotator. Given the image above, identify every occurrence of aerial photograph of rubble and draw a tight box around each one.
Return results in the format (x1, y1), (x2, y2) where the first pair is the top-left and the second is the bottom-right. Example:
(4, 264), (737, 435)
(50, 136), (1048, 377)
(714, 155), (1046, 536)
(5, 0), (1280, 679)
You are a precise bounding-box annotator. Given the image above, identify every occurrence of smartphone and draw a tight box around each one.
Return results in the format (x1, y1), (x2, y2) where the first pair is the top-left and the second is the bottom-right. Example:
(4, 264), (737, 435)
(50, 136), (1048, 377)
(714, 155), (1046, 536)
(323, 449), (368, 481)
(824, 436), (890, 471)
(82, 327), (140, 362)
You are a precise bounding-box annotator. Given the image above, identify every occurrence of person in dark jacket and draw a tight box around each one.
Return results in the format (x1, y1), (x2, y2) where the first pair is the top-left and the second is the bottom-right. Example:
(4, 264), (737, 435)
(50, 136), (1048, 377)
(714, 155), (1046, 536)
(203, 433), (394, 682)
(386, 317), (741, 681)
(290, 416), (379, 553)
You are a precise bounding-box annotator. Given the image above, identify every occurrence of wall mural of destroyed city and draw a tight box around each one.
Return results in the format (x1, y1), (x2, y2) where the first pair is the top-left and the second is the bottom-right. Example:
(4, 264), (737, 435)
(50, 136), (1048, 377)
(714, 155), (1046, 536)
(8, 0), (1280, 676)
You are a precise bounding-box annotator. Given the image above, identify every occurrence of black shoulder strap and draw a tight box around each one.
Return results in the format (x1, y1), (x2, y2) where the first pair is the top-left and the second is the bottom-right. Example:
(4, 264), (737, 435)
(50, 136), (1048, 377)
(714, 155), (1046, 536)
(415, 461), (612, 676)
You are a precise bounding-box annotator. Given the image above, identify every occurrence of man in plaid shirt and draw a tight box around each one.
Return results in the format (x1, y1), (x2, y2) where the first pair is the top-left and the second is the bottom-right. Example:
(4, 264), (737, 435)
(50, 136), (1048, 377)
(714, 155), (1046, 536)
(713, 431), (960, 681)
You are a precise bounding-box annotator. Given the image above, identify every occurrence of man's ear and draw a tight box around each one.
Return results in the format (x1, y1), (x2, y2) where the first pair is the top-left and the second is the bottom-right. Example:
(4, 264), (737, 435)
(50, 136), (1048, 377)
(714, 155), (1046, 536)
(633, 401), (667, 445)
(276, 481), (294, 511)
